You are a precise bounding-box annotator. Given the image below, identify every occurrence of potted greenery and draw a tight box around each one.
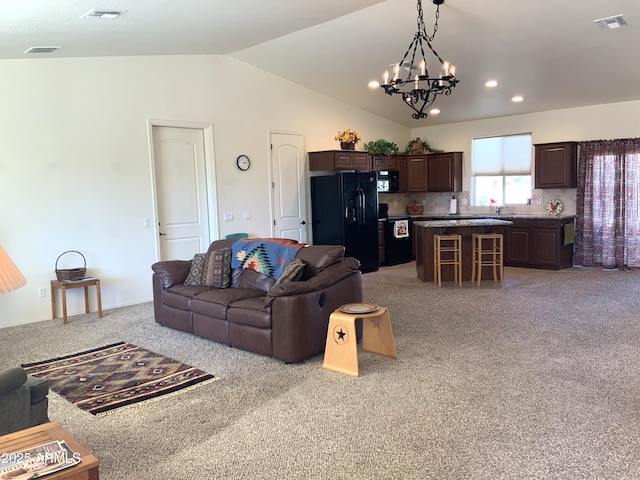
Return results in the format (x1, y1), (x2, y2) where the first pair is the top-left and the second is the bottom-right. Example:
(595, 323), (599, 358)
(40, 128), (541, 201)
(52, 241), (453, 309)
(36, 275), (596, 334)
(404, 137), (444, 154)
(363, 139), (400, 156)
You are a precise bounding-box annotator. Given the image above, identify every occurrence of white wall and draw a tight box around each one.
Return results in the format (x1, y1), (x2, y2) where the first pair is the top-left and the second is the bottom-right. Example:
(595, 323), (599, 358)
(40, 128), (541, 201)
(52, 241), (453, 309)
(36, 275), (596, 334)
(0, 54), (408, 327)
(411, 101), (640, 215)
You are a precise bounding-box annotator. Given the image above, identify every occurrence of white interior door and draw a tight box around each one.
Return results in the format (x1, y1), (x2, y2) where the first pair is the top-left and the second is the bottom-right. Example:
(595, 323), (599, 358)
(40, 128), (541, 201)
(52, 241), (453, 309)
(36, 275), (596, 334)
(270, 132), (308, 243)
(152, 125), (210, 260)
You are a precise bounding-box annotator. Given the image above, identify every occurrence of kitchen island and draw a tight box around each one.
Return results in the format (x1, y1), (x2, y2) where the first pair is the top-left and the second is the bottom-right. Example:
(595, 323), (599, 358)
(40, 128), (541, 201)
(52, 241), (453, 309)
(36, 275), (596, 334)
(414, 218), (513, 283)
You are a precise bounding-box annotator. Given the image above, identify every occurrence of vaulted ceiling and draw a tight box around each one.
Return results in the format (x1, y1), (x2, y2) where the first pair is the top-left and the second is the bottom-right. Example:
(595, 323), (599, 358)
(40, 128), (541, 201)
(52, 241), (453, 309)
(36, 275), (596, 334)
(3, 0), (639, 127)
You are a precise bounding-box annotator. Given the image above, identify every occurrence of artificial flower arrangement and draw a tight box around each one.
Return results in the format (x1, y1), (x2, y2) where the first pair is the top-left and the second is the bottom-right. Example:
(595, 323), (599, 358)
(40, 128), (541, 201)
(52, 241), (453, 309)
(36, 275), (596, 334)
(334, 129), (362, 144)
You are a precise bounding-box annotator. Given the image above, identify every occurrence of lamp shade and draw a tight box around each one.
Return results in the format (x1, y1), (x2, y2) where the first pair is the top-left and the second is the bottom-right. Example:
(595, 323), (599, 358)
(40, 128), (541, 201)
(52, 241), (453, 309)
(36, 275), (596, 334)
(0, 244), (26, 294)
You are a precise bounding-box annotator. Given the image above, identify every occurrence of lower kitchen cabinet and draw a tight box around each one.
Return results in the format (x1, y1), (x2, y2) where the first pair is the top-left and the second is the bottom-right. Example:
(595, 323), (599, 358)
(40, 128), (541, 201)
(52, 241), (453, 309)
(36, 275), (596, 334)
(505, 217), (574, 269)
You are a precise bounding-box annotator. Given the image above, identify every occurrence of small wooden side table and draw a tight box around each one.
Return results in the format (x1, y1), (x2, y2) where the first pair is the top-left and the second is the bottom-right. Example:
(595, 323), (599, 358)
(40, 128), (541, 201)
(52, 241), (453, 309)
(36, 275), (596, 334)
(322, 306), (398, 377)
(0, 421), (99, 479)
(51, 278), (103, 324)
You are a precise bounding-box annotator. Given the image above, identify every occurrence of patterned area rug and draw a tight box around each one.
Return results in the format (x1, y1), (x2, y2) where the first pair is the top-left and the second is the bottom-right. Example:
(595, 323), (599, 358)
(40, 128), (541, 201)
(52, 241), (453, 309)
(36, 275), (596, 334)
(22, 342), (216, 415)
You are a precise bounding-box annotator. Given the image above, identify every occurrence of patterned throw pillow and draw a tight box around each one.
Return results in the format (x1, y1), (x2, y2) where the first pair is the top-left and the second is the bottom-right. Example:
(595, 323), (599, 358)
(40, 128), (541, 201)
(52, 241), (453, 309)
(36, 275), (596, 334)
(184, 247), (231, 288)
(271, 259), (305, 289)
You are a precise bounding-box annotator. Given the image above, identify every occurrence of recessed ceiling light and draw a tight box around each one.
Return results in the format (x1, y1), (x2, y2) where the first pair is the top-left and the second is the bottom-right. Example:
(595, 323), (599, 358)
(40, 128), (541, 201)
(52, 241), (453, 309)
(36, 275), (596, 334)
(429, 108), (440, 115)
(485, 80), (498, 88)
(512, 95), (524, 103)
(368, 80), (380, 89)
(81, 9), (126, 19)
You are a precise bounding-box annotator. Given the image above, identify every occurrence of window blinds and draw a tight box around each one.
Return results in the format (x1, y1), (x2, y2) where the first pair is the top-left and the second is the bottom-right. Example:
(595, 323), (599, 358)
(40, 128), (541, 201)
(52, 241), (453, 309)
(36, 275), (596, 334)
(472, 133), (532, 176)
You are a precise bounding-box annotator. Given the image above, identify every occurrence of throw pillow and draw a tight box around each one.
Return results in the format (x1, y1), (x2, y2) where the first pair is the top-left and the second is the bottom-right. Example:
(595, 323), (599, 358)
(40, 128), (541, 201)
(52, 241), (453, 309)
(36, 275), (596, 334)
(184, 247), (231, 288)
(271, 259), (305, 289)
(263, 259), (305, 308)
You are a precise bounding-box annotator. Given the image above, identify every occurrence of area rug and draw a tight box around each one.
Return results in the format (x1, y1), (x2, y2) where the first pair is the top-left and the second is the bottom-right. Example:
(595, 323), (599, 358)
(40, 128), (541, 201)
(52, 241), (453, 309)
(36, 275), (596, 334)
(21, 342), (216, 415)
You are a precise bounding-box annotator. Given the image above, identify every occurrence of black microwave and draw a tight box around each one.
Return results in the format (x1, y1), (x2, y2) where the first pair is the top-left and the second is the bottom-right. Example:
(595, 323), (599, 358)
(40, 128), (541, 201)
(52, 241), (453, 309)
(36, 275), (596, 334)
(377, 170), (400, 193)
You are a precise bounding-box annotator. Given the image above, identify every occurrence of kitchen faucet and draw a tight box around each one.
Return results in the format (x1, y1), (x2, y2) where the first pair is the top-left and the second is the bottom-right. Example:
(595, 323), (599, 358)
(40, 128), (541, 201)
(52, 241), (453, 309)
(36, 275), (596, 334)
(496, 205), (505, 215)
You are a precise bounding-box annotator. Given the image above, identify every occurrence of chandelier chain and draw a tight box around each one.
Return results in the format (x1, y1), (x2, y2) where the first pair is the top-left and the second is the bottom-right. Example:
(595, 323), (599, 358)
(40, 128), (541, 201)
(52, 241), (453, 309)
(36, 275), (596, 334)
(417, 0), (440, 42)
(378, 0), (457, 120)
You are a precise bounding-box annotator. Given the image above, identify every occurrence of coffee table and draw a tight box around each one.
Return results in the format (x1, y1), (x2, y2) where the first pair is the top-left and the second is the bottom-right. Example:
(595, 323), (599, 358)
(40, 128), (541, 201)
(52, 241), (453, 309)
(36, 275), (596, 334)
(0, 421), (99, 479)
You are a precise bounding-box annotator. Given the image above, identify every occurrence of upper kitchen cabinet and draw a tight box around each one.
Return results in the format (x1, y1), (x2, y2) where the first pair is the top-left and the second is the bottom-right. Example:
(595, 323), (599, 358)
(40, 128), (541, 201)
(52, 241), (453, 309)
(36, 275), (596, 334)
(534, 142), (578, 189)
(407, 155), (428, 192)
(427, 152), (462, 192)
(370, 155), (397, 171)
(404, 152), (462, 192)
(309, 150), (370, 172)
(396, 156), (408, 193)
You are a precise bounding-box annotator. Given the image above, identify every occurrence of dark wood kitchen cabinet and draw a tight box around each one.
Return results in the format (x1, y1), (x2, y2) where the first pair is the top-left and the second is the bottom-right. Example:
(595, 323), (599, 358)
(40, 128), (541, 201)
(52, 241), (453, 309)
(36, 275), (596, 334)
(371, 155), (397, 171)
(505, 219), (533, 265)
(401, 152), (462, 192)
(534, 142), (578, 189)
(427, 152), (462, 192)
(505, 217), (574, 269)
(407, 155), (428, 191)
(308, 150), (370, 172)
(396, 156), (407, 193)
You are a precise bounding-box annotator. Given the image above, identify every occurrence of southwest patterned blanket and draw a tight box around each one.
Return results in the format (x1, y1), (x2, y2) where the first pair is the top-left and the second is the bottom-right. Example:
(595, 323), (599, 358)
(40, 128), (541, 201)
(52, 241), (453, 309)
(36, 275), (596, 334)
(231, 238), (305, 279)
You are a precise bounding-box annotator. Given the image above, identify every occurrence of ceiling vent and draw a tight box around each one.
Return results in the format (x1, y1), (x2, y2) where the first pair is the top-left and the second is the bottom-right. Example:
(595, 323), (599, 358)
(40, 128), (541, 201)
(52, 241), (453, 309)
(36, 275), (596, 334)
(24, 46), (61, 54)
(593, 14), (627, 29)
(81, 9), (125, 19)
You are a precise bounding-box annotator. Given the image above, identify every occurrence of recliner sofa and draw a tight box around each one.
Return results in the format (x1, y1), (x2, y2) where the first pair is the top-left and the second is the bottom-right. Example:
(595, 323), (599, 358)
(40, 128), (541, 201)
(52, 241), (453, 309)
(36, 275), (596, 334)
(152, 239), (363, 363)
(0, 367), (49, 435)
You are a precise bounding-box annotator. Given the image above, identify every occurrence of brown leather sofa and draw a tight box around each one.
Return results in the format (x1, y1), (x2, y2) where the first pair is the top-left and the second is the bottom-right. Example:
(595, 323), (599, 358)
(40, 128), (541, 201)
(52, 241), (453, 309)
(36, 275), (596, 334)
(152, 239), (362, 363)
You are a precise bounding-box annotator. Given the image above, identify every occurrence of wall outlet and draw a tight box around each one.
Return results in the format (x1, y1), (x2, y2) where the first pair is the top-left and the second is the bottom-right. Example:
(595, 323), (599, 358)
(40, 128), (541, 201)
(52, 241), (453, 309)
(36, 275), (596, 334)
(243, 211), (251, 220)
(38, 287), (46, 298)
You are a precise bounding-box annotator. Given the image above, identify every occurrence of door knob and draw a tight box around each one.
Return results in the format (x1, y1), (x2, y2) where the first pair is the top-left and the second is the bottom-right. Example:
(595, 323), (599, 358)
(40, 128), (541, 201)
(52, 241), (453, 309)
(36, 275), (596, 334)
(300, 221), (306, 225)
(159, 232), (167, 236)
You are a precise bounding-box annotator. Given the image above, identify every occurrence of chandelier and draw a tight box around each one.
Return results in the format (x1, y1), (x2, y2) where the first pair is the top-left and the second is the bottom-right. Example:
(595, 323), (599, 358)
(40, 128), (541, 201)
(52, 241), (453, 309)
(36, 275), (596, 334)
(378, 0), (458, 120)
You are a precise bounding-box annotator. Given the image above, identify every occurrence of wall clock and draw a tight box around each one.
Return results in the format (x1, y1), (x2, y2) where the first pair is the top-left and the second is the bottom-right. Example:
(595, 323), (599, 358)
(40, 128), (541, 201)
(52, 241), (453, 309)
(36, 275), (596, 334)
(236, 155), (250, 171)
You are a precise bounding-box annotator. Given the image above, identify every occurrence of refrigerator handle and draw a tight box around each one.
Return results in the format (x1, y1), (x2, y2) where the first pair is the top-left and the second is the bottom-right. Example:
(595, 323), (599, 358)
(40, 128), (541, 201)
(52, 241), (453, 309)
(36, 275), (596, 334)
(356, 188), (365, 227)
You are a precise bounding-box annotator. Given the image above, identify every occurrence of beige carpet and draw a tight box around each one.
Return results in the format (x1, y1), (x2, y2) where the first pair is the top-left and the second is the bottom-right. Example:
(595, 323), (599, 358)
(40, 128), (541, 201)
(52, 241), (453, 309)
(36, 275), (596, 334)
(2, 263), (640, 479)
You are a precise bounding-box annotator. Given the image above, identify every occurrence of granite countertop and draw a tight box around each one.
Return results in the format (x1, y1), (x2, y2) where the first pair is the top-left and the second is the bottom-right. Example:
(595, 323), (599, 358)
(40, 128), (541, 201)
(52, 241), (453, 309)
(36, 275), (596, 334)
(413, 218), (513, 228)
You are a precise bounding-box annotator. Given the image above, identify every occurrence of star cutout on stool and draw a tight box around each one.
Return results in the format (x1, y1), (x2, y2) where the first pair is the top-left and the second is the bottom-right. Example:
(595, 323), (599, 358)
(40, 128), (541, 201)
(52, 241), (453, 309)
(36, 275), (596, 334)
(332, 324), (349, 344)
(372, 318), (382, 329)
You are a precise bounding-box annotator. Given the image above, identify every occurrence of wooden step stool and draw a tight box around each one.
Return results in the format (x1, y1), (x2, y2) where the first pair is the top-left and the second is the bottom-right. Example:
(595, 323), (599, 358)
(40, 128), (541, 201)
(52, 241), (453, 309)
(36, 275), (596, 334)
(433, 234), (462, 287)
(471, 233), (504, 286)
(322, 307), (397, 377)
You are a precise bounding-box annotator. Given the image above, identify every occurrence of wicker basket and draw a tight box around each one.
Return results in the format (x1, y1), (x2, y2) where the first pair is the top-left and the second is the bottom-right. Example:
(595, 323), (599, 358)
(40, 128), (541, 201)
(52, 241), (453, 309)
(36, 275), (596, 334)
(407, 204), (423, 215)
(55, 250), (87, 281)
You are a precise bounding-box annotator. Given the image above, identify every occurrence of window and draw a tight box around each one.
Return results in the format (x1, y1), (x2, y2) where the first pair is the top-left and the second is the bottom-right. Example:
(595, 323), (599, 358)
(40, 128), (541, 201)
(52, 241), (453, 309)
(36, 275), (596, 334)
(472, 133), (532, 206)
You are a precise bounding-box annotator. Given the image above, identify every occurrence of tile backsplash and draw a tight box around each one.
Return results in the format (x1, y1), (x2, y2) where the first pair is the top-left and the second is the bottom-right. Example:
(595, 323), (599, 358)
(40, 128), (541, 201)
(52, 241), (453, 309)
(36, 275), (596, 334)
(379, 189), (577, 217)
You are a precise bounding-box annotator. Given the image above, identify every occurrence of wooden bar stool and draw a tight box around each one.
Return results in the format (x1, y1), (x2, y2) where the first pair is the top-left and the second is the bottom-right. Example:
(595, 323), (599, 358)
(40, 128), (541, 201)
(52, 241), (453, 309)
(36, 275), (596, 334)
(323, 306), (397, 377)
(433, 234), (462, 287)
(471, 233), (504, 286)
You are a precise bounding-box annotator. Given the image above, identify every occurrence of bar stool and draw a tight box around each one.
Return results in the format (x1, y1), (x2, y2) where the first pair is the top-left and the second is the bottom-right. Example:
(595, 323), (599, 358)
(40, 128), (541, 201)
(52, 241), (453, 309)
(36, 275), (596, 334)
(471, 233), (504, 286)
(433, 234), (462, 287)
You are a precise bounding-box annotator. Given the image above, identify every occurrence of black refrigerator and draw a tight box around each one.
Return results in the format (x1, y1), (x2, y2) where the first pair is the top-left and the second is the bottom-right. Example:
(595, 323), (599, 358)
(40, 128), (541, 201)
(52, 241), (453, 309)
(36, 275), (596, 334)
(311, 172), (379, 273)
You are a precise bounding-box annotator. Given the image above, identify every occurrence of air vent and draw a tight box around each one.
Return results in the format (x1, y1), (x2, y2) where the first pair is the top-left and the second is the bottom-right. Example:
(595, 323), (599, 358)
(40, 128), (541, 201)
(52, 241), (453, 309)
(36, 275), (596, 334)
(24, 46), (61, 54)
(593, 14), (627, 29)
(81, 9), (125, 19)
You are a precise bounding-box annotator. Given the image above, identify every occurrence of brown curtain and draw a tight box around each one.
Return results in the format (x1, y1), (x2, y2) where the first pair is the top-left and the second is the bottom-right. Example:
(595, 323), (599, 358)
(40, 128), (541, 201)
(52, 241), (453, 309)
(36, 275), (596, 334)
(574, 138), (640, 269)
